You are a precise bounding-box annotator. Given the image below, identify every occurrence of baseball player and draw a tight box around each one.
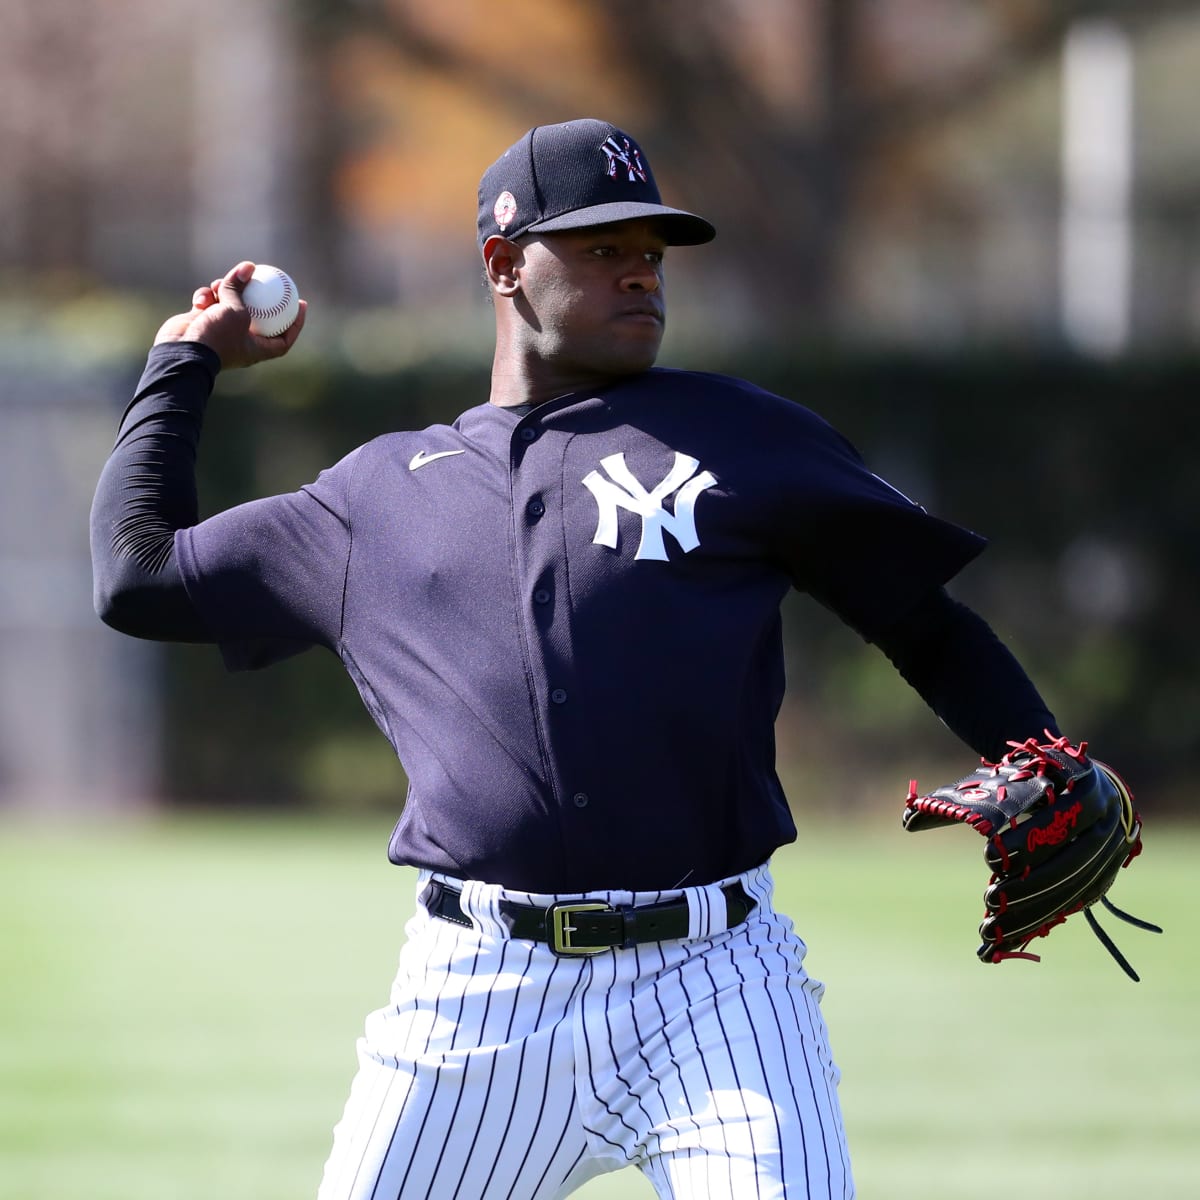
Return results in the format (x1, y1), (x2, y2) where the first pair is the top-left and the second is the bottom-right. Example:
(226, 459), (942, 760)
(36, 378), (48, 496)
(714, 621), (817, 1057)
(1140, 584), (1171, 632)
(92, 119), (1065, 1199)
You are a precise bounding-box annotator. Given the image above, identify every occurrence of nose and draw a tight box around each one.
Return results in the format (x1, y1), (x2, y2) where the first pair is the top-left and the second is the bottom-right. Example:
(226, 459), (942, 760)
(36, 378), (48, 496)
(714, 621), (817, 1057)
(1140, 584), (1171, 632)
(621, 260), (661, 293)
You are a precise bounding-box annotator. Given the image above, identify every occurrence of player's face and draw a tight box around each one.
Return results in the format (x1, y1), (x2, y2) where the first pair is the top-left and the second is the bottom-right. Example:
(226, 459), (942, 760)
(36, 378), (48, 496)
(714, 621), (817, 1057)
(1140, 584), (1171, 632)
(514, 220), (668, 379)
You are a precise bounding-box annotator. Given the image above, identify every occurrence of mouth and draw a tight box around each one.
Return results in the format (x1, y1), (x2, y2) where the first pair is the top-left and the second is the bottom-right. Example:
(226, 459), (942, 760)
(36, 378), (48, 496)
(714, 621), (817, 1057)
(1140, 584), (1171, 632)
(616, 305), (664, 326)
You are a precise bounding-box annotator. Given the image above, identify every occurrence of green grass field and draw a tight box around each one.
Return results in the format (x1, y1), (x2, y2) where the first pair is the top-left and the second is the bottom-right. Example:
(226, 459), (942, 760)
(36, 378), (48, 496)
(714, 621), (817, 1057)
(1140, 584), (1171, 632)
(0, 811), (1193, 1199)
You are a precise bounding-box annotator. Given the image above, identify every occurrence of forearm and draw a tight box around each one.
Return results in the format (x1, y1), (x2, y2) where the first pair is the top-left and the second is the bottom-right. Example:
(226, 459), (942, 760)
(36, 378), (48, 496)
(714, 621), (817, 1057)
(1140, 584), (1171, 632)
(874, 588), (1059, 761)
(90, 342), (219, 641)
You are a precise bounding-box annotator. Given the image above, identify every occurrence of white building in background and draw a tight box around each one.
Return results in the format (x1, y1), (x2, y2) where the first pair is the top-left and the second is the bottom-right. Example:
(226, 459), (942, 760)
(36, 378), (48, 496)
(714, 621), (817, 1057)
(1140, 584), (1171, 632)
(1060, 19), (1134, 356)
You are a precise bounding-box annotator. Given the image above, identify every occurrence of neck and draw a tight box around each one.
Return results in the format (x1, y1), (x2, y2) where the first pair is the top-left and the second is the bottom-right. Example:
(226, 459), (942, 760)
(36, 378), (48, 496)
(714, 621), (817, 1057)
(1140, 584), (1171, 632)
(486, 362), (557, 408)
(487, 351), (630, 409)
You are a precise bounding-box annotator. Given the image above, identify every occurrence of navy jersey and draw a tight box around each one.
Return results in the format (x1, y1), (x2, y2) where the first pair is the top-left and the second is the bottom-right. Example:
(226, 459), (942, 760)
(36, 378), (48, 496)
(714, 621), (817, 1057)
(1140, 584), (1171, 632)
(175, 368), (984, 891)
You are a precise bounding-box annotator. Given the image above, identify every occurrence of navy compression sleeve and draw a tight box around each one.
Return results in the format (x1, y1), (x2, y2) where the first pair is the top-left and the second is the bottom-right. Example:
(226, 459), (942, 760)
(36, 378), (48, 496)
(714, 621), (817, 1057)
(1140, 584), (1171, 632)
(873, 588), (1059, 762)
(90, 343), (218, 641)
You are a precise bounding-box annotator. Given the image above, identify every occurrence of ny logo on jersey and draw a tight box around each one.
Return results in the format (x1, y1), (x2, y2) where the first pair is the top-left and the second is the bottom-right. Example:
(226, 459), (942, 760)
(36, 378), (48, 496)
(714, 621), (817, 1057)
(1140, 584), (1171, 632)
(601, 135), (648, 183)
(582, 452), (717, 561)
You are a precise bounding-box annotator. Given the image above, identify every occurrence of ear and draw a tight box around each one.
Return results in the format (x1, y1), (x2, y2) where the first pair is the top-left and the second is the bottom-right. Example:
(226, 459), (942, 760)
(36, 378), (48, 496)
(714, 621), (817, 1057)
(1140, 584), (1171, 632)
(483, 235), (523, 297)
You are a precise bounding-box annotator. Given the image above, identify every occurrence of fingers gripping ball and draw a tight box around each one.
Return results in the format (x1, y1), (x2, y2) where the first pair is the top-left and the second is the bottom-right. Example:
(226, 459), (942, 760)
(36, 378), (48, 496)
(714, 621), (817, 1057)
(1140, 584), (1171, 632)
(903, 735), (1161, 980)
(242, 265), (300, 337)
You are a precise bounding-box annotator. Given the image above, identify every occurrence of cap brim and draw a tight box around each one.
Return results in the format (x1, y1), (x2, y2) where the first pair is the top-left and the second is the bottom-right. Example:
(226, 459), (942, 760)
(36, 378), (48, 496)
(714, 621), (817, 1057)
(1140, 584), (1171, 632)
(527, 201), (715, 245)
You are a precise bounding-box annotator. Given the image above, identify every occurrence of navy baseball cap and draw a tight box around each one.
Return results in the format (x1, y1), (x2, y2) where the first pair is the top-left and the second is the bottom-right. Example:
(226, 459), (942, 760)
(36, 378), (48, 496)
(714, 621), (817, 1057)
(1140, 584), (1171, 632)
(477, 119), (716, 250)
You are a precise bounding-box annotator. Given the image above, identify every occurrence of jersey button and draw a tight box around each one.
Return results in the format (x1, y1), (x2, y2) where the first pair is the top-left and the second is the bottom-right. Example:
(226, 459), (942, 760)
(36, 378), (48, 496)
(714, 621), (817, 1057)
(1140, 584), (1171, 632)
(519, 427), (537, 442)
(533, 588), (551, 605)
(527, 499), (545, 518)
(550, 688), (568, 705)
(572, 792), (589, 808)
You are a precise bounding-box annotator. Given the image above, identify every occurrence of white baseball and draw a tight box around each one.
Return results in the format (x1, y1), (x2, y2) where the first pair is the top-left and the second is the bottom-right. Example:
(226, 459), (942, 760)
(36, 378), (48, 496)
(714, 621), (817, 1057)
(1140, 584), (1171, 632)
(242, 264), (300, 337)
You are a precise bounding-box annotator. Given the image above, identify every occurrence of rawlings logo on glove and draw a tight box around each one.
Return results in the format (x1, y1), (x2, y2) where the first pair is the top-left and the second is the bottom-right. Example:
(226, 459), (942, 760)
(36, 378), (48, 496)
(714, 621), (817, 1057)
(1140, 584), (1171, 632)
(1027, 801), (1082, 850)
(904, 734), (1162, 981)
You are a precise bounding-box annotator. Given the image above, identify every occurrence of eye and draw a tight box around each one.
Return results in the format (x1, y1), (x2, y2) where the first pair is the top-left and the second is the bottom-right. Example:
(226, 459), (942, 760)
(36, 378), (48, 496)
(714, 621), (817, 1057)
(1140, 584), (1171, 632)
(590, 246), (617, 258)
(645, 250), (665, 266)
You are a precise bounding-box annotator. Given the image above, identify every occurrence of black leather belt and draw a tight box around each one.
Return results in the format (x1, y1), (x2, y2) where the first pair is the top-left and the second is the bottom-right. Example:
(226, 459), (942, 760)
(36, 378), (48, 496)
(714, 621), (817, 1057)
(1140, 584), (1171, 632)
(423, 878), (757, 957)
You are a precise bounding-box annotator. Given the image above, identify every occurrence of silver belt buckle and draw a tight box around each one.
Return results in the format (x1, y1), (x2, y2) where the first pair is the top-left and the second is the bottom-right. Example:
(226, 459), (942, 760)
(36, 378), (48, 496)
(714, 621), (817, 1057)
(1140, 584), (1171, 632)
(546, 901), (612, 955)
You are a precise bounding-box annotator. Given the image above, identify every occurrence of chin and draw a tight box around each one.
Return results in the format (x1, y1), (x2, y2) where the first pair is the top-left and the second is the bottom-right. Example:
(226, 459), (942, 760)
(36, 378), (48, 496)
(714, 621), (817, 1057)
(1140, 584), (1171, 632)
(560, 330), (662, 380)
(604, 337), (663, 376)
(594, 355), (656, 381)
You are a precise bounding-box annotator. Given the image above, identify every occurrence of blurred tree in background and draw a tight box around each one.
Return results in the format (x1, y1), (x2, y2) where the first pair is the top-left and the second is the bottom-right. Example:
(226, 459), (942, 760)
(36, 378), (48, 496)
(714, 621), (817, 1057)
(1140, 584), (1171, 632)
(5, 0), (1200, 343)
(1, 0), (1197, 817)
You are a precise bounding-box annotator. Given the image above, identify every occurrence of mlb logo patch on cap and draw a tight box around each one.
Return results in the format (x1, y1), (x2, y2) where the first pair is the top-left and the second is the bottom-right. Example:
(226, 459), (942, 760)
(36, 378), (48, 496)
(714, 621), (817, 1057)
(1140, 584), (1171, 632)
(493, 191), (518, 231)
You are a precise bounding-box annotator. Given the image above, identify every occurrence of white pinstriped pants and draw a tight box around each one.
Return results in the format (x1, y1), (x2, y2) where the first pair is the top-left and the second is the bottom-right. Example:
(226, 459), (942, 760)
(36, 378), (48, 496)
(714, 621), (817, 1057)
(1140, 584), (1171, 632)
(317, 862), (854, 1199)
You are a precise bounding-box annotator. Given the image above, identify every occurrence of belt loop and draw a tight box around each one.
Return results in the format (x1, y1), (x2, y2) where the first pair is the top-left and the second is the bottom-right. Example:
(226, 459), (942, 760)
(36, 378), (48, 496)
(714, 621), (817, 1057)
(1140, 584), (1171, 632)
(460, 878), (509, 938)
(685, 882), (722, 940)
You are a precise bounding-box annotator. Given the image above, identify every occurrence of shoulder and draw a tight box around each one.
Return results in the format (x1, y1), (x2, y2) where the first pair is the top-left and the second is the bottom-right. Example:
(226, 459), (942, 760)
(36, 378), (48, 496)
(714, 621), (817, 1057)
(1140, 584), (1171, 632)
(328, 419), (469, 475)
(636, 366), (780, 402)
(307, 407), (505, 506)
(641, 367), (837, 420)
(617, 368), (854, 450)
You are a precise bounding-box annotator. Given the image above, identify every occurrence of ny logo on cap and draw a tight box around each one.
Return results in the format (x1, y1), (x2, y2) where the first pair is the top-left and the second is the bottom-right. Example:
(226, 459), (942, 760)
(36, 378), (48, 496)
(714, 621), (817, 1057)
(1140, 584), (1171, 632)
(602, 135), (648, 184)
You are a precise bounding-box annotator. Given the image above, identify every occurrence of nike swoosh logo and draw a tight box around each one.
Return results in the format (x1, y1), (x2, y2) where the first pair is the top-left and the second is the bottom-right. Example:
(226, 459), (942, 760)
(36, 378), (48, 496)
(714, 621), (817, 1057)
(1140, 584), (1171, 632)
(409, 449), (466, 471)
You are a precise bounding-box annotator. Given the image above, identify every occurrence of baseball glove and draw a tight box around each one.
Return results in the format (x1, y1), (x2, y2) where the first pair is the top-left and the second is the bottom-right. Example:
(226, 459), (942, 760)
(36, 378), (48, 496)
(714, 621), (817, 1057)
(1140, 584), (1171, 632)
(903, 734), (1161, 980)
